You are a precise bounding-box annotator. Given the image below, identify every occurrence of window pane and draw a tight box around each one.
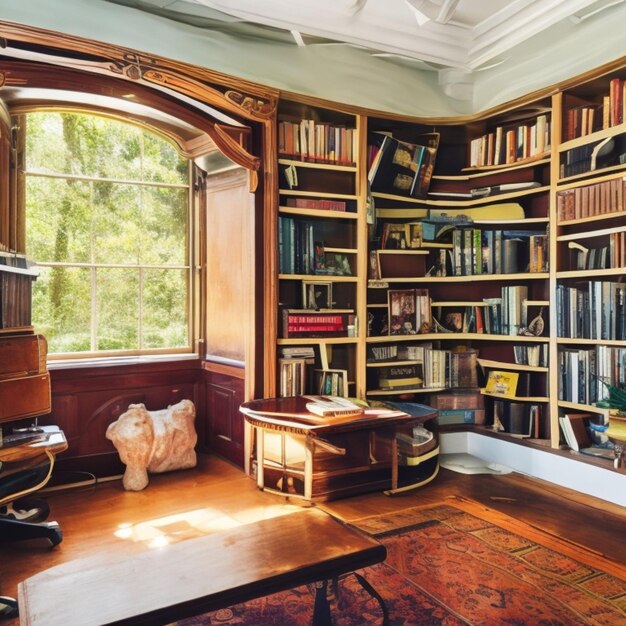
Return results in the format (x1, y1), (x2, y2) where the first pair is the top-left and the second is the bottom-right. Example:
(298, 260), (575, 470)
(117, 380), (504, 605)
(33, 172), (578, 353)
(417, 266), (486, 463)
(25, 111), (191, 356)
(140, 187), (188, 265)
(26, 177), (93, 263)
(142, 269), (189, 348)
(32, 266), (92, 353)
(92, 182), (142, 265)
(26, 112), (189, 185)
(96, 268), (139, 351)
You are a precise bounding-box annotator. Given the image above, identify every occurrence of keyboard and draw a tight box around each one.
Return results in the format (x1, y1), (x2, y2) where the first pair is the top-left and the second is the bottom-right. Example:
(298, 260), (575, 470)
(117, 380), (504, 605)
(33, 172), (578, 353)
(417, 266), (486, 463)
(0, 431), (49, 449)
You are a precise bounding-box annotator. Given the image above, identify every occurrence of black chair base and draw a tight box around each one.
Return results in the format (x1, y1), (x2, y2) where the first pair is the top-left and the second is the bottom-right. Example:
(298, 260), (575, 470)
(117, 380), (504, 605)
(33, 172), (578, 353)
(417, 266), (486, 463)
(0, 596), (18, 620)
(0, 516), (62, 546)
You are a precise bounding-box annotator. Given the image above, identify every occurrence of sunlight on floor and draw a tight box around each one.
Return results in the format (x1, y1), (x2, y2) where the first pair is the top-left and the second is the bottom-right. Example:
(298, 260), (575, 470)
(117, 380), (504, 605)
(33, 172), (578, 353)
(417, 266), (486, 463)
(113, 502), (303, 549)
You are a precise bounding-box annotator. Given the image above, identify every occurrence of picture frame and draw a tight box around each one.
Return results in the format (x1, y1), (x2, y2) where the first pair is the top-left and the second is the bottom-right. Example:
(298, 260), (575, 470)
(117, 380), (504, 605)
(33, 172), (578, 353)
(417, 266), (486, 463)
(388, 288), (418, 335)
(302, 281), (333, 310)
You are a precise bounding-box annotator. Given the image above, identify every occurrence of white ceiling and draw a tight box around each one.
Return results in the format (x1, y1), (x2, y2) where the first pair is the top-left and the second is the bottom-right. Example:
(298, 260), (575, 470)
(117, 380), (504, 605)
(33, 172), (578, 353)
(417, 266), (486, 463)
(122, 0), (626, 71)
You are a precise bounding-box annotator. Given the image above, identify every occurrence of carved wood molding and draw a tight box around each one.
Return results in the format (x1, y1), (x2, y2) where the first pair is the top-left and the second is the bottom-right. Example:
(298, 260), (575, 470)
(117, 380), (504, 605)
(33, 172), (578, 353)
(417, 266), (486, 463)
(0, 22), (278, 122)
(0, 21), (277, 171)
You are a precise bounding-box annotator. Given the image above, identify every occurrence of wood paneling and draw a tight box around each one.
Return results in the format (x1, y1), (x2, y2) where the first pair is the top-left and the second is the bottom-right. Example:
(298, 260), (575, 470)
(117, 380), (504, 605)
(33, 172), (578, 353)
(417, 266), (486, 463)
(202, 362), (245, 468)
(204, 167), (254, 364)
(33, 360), (204, 477)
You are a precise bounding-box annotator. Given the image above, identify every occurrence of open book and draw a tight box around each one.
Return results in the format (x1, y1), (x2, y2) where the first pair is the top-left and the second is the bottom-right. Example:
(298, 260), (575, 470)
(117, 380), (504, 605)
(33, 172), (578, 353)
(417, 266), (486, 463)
(303, 395), (365, 419)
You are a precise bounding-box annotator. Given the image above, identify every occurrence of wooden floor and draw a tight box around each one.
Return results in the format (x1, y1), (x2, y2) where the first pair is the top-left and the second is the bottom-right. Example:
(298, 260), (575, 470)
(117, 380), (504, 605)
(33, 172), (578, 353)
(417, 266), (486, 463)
(2, 454), (625, 624)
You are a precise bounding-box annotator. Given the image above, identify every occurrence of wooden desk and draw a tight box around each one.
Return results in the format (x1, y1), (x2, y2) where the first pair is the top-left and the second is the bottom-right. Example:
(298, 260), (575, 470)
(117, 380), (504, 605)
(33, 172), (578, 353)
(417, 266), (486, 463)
(18, 508), (387, 626)
(241, 397), (439, 502)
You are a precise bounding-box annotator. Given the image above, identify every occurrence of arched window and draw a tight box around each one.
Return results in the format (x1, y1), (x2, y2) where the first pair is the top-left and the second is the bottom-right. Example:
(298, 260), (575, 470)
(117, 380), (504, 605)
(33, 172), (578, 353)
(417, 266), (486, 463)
(23, 111), (191, 357)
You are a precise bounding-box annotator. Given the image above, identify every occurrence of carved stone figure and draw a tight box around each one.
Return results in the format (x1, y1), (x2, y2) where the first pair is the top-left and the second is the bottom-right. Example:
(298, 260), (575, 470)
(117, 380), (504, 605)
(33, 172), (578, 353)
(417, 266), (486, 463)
(105, 399), (197, 491)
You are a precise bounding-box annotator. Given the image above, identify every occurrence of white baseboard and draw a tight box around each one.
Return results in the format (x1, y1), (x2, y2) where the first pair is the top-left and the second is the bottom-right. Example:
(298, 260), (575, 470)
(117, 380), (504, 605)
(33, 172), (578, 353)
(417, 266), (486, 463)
(440, 432), (626, 508)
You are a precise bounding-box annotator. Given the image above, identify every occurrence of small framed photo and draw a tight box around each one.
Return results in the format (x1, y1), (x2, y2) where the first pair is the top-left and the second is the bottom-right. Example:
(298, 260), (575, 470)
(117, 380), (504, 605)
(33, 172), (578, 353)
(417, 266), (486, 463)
(388, 288), (418, 335)
(302, 281), (333, 310)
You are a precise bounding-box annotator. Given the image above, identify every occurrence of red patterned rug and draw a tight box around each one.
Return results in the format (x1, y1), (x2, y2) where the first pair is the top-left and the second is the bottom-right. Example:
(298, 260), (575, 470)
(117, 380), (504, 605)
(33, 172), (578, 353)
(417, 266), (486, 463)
(175, 497), (626, 625)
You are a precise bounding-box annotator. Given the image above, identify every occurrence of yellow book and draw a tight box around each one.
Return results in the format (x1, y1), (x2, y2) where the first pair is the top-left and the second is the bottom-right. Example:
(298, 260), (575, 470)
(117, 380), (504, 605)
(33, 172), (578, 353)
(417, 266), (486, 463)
(484, 370), (519, 398)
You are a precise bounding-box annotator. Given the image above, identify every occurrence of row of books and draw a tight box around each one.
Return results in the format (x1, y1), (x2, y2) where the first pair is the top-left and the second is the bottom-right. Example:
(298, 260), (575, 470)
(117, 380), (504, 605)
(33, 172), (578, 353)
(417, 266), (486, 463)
(429, 390), (485, 425)
(558, 345), (626, 405)
(281, 309), (356, 339)
(468, 115), (550, 168)
(368, 345), (478, 392)
(387, 287), (431, 335)
(567, 233), (626, 271)
(283, 197), (349, 212)
(556, 177), (626, 222)
(367, 132), (439, 199)
(278, 119), (357, 165)
(379, 221), (423, 250)
(0, 269), (36, 329)
(556, 281), (626, 340)
(278, 357), (307, 397)
(559, 134), (625, 179)
(493, 399), (541, 438)
(513, 343), (548, 367)
(278, 217), (320, 276)
(449, 228), (548, 276)
(563, 78), (626, 141)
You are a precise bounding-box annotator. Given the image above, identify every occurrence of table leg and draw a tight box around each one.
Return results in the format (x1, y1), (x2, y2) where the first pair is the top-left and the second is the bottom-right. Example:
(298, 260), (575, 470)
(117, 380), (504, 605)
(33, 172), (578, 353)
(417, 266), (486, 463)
(312, 580), (332, 626)
(256, 428), (265, 491)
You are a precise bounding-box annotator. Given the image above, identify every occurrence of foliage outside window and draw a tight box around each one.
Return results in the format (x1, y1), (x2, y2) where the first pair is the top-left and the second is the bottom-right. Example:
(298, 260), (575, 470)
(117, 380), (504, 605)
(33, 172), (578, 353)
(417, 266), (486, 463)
(24, 112), (191, 357)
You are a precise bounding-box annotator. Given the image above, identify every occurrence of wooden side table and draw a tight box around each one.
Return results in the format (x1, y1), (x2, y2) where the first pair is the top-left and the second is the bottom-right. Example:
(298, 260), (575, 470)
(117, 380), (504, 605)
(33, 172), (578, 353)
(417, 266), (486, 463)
(240, 397), (438, 502)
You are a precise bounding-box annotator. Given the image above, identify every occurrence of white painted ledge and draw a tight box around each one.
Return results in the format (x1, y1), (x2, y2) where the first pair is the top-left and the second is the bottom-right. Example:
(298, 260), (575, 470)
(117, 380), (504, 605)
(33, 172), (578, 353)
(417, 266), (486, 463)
(440, 431), (626, 508)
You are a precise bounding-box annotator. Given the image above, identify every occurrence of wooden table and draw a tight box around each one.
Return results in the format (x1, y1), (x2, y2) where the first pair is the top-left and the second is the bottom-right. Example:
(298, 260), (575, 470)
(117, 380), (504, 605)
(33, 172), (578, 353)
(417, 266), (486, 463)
(18, 508), (387, 626)
(241, 396), (438, 502)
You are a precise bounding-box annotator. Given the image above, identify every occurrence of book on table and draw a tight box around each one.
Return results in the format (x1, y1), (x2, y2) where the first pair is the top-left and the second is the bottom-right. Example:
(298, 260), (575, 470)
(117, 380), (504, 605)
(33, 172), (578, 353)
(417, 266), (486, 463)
(303, 395), (365, 418)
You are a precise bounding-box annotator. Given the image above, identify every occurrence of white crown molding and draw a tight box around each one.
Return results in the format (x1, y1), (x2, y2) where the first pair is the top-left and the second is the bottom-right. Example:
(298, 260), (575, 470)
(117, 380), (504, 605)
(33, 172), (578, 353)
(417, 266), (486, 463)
(193, 0), (472, 67)
(468, 0), (601, 69)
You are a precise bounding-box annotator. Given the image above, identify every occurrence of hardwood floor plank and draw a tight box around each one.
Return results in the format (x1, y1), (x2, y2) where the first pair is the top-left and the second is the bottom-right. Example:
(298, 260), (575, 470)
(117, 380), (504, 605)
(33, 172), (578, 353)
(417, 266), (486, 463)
(2, 453), (624, 626)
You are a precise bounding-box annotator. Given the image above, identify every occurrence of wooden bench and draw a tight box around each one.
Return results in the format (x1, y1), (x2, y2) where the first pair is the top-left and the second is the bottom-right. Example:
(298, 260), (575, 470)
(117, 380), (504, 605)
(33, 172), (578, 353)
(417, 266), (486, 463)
(17, 508), (387, 625)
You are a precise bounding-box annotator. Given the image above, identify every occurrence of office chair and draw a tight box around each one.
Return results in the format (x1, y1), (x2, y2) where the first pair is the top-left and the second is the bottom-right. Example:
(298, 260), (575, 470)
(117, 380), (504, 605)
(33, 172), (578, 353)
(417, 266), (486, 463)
(0, 444), (63, 546)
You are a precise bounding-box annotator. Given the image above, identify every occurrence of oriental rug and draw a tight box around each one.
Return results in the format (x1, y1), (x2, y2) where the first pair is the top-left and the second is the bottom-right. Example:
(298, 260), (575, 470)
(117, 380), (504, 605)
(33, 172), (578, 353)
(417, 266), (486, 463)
(175, 497), (626, 625)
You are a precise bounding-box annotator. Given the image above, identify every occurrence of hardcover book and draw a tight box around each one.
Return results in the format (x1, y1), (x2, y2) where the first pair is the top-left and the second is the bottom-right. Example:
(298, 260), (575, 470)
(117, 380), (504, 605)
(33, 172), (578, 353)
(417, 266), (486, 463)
(368, 132), (440, 198)
(484, 370), (519, 398)
(303, 395), (364, 418)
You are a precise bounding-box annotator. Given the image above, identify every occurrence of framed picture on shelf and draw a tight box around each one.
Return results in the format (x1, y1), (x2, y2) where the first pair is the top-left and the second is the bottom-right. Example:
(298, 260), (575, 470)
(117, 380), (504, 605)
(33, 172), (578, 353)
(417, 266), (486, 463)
(302, 281), (333, 310)
(388, 288), (418, 335)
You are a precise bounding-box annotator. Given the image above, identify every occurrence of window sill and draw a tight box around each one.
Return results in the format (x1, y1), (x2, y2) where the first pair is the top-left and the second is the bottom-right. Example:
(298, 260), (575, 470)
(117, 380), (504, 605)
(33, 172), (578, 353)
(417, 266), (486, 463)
(47, 353), (200, 370)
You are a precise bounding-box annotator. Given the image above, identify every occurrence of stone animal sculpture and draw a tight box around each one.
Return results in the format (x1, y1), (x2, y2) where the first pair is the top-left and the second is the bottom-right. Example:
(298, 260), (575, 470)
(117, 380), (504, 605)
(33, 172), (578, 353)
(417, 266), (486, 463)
(106, 399), (197, 491)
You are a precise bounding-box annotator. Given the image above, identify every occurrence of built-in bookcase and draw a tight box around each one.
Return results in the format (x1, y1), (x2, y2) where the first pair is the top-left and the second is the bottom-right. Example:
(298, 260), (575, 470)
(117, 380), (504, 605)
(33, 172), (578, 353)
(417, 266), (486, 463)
(275, 98), (367, 397)
(364, 104), (553, 443)
(553, 68), (626, 455)
(269, 63), (626, 469)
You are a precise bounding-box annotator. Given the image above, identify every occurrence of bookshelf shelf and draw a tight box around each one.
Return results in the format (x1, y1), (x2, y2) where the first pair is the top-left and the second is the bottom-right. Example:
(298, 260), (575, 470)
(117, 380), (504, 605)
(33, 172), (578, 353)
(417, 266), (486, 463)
(279, 206), (359, 220)
(366, 333), (549, 343)
(461, 152), (550, 172)
(367, 387), (444, 396)
(279, 189), (358, 200)
(478, 358), (548, 373)
(279, 274), (358, 282)
(435, 158), (551, 179)
(278, 158), (357, 172)
(372, 273), (549, 284)
(480, 391), (549, 403)
(557, 400), (610, 416)
(366, 359), (422, 367)
(277, 337), (358, 346)
(556, 337), (626, 347)
(556, 267), (626, 279)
